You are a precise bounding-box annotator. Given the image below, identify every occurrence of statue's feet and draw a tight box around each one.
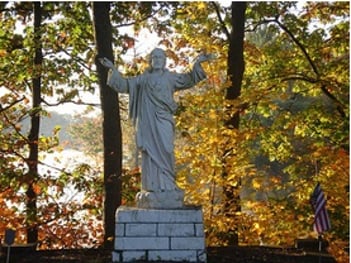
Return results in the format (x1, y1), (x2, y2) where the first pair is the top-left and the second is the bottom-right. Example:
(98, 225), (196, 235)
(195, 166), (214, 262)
(135, 189), (184, 209)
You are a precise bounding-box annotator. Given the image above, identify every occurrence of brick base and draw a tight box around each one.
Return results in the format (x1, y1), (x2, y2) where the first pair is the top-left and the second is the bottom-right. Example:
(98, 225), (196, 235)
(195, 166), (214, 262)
(112, 206), (206, 262)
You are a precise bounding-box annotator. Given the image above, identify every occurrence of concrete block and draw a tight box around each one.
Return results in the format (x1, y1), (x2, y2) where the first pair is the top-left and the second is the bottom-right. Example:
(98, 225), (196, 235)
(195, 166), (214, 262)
(198, 249), (207, 262)
(115, 237), (169, 250)
(122, 251), (147, 262)
(114, 206), (207, 262)
(115, 223), (124, 236)
(125, 223), (157, 236)
(195, 223), (205, 236)
(112, 251), (121, 262)
(158, 223), (194, 236)
(148, 250), (197, 262)
(116, 206), (203, 223)
(171, 237), (205, 250)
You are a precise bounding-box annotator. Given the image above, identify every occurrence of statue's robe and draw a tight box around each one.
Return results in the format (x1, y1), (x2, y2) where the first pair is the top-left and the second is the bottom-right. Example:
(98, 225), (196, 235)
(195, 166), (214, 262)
(107, 64), (206, 192)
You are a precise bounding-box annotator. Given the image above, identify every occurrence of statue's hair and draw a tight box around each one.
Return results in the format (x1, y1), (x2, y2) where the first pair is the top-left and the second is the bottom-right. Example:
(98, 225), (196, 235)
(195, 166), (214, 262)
(147, 48), (167, 72)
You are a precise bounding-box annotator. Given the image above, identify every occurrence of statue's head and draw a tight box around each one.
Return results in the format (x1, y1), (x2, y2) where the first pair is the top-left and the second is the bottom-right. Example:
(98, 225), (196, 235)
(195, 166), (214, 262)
(148, 48), (167, 72)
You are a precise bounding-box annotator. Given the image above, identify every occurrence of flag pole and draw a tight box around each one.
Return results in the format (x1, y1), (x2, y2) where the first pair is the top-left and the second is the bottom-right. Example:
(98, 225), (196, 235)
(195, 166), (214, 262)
(4, 229), (15, 263)
(318, 234), (322, 263)
(318, 234), (322, 252)
(6, 246), (11, 263)
(314, 159), (322, 263)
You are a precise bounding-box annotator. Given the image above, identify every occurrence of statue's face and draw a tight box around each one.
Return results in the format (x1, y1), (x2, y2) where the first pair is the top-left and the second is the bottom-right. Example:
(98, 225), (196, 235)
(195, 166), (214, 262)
(151, 49), (166, 70)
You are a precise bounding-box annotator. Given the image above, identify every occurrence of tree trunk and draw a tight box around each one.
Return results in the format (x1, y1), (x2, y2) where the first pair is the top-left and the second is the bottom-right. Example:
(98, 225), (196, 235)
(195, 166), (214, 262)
(92, 2), (122, 249)
(26, 1), (43, 244)
(226, 2), (246, 104)
(223, 1), (246, 246)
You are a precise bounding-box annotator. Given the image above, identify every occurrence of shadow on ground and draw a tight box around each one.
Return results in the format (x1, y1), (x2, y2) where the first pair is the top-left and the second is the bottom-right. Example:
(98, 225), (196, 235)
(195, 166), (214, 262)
(0, 244), (337, 263)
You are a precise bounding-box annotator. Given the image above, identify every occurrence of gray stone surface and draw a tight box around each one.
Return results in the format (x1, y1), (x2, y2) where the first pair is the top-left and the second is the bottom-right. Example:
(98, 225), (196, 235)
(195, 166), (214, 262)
(158, 223), (195, 236)
(148, 250), (197, 261)
(115, 206), (203, 223)
(135, 190), (184, 209)
(113, 206), (206, 262)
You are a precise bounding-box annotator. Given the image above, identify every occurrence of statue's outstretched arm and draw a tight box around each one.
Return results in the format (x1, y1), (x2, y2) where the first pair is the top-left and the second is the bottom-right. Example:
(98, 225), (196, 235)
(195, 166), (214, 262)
(98, 57), (128, 93)
(195, 53), (216, 65)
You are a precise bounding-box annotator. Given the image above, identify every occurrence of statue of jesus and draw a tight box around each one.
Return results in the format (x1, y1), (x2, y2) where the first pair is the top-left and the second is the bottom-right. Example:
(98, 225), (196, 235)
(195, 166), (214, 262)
(99, 48), (214, 208)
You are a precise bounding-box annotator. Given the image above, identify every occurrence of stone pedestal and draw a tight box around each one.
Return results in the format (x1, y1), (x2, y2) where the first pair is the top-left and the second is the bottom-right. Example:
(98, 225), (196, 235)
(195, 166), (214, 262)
(112, 206), (206, 262)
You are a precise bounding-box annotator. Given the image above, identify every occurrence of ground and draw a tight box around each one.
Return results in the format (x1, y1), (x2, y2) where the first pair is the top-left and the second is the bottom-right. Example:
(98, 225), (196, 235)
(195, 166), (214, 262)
(0, 245), (336, 263)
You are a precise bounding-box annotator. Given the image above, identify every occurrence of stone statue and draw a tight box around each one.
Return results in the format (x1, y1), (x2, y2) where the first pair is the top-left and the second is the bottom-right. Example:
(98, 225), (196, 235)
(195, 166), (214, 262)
(99, 48), (214, 208)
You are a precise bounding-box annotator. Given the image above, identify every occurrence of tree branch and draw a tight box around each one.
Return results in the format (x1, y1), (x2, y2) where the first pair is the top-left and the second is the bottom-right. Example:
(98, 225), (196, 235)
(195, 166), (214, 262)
(41, 98), (100, 108)
(259, 17), (347, 118)
(211, 1), (230, 40)
(273, 18), (320, 77)
(245, 19), (276, 33)
(320, 85), (346, 118)
(280, 75), (347, 118)
(1, 111), (29, 144)
(113, 4), (164, 29)
(0, 96), (26, 113)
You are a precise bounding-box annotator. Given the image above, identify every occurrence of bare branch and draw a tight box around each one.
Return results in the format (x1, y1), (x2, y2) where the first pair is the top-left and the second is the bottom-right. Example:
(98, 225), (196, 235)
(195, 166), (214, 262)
(41, 98), (100, 108)
(245, 19), (276, 33)
(0, 96), (26, 113)
(211, 2), (230, 40)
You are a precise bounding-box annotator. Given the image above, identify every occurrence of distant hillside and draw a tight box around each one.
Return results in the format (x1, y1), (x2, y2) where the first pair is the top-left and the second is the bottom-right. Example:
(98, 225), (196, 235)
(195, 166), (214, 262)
(21, 111), (77, 149)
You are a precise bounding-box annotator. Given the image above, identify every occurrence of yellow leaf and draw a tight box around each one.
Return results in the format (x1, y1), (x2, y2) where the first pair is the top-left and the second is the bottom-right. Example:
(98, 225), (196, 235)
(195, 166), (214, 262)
(208, 109), (217, 120)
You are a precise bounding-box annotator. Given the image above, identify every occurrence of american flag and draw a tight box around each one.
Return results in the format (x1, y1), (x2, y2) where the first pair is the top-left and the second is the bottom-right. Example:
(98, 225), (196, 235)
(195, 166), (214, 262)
(310, 183), (331, 234)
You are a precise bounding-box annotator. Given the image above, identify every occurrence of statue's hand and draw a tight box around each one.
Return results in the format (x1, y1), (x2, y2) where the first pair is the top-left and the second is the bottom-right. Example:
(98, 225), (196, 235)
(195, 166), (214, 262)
(196, 53), (216, 64)
(99, 57), (115, 69)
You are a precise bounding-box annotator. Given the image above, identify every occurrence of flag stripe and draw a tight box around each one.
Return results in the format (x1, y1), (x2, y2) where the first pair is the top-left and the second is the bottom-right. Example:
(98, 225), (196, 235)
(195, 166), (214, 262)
(310, 183), (331, 234)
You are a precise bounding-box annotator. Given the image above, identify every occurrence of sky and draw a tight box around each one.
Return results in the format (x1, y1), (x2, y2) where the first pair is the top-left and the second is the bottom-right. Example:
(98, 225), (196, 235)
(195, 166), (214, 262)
(49, 26), (161, 116)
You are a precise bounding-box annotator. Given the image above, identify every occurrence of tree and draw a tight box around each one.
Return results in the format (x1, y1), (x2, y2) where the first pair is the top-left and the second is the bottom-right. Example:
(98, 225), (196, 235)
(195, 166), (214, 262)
(92, 2), (122, 248)
(220, 2), (246, 245)
(25, 1), (43, 244)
